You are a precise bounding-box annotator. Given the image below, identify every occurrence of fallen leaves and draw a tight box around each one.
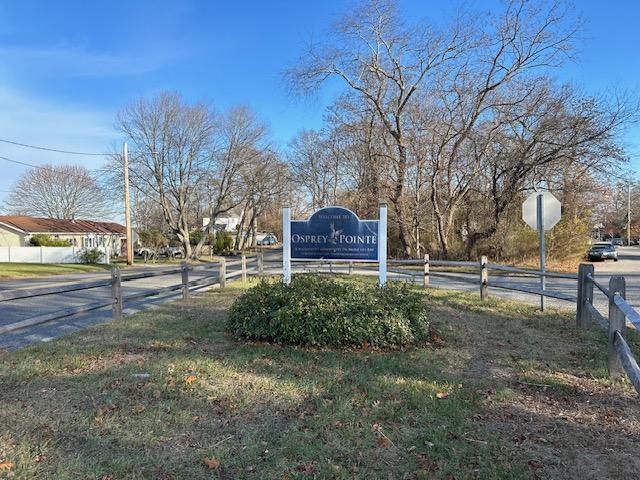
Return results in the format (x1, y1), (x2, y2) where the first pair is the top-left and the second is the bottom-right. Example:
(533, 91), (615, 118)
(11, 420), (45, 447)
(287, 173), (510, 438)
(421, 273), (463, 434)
(295, 461), (316, 474)
(185, 375), (198, 385)
(372, 422), (394, 448)
(415, 453), (438, 472)
(0, 460), (13, 471)
(376, 435), (392, 448)
(96, 404), (118, 416)
(436, 391), (449, 399)
(203, 457), (220, 470)
(428, 325), (447, 348)
(131, 404), (146, 415)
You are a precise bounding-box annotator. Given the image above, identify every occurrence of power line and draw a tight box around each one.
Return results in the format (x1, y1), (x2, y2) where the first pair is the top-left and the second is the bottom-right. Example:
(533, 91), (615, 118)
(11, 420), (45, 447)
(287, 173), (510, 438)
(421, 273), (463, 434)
(0, 138), (111, 156)
(0, 155), (105, 175)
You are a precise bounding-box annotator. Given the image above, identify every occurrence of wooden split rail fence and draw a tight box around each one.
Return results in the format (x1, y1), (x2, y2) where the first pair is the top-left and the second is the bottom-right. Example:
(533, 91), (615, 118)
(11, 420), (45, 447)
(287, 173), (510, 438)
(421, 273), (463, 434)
(389, 255), (578, 303)
(576, 263), (640, 392)
(0, 254), (263, 335)
(299, 255), (578, 303)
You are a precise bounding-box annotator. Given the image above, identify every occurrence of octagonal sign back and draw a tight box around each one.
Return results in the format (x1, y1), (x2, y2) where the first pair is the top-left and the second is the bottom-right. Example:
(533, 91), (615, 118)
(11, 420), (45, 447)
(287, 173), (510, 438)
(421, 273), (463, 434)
(522, 192), (561, 231)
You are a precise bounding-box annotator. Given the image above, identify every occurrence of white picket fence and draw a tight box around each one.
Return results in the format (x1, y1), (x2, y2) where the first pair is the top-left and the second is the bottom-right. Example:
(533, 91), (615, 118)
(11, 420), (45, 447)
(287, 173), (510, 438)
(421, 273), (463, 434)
(0, 246), (110, 264)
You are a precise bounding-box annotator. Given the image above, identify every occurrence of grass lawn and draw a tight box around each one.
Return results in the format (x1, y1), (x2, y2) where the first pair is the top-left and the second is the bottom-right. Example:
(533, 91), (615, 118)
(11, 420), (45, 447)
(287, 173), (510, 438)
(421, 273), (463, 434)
(0, 259), (208, 280)
(0, 262), (113, 279)
(0, 279), (639, 479)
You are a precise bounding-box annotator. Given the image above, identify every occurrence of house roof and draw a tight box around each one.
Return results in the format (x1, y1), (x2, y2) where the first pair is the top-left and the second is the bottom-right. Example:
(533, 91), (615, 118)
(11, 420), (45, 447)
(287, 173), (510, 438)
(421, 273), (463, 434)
(0, 216), (126, 235)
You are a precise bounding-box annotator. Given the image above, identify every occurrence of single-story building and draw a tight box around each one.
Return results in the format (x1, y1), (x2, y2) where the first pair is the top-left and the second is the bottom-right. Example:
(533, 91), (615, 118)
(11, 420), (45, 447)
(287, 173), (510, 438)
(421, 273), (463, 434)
(0, 216), (127, 254)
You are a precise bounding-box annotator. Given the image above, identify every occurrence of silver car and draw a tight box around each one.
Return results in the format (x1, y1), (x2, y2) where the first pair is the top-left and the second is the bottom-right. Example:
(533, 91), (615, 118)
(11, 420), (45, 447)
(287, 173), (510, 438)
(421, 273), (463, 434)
(588, 242), (618, 262)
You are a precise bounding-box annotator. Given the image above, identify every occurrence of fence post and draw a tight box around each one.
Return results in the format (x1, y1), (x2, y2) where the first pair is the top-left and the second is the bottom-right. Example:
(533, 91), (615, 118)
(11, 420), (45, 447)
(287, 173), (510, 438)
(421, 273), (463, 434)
(423, 254), (430, 288)
(348, 262), (353, 275)
(608, 276), (626, 379)
(219, 258), (227, 289)
(181, 261), (189, 301)
(111, 266), (122, 321)
(480, 255), (488, 301)
(576, 263), (594, 329)
(241, 255), (247, 282)
(329, 261), (333, 274)
(257, 253), (264, 276)
(40, 246), (44, 264)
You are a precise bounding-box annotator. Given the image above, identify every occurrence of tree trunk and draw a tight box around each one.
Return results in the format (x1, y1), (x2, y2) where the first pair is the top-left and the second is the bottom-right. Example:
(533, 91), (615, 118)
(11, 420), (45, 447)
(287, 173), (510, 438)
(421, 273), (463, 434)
(390, 141), (412, 257)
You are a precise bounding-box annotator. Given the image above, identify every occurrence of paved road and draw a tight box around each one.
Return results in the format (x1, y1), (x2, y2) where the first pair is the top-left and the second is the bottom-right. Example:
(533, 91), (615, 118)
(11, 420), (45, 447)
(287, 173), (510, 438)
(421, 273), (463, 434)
(0, 260), (246, 351)
(1, 247), (638, 350)
(432, 246), (640, 313)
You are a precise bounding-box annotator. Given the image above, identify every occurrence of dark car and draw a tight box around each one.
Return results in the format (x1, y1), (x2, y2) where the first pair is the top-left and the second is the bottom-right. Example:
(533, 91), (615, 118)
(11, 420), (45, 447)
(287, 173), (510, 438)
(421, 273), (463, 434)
(588, 242), (618, 262)
(612, 238), (624, 246)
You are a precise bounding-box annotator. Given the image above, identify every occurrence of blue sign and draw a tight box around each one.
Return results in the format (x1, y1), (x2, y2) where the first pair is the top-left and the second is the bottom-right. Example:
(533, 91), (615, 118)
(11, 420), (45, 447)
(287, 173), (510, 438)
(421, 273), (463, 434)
(290, 207), (379, 261)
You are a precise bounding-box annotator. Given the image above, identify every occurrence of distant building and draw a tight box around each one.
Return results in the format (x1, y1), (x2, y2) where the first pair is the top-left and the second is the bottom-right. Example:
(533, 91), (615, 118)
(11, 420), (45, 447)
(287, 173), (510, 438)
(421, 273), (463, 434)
(202, 214), (241, 233)
(0, 216), (127, 254)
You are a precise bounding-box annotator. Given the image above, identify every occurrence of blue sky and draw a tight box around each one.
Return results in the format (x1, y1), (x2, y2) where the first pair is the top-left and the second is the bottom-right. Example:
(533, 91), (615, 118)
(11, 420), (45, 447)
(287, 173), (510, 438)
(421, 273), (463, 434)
(0, 0), (638, 199)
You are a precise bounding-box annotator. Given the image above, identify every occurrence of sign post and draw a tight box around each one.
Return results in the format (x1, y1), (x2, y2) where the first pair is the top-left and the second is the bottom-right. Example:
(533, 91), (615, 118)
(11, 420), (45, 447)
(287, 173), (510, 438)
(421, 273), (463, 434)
(522, 191), (561, 311)
(537, 194), (546, 311)
(282, 205), (386, 286)
(283, 207), (291, 285)
(378, 201), (387, 286)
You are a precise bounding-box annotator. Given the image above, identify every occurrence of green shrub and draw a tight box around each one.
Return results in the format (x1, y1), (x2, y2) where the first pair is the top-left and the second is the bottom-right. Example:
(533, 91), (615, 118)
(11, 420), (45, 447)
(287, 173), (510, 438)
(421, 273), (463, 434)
(212, 231), (234, 254)
(28, 234), (70, 247)
(190, 229), (215, 246)
(227, 275), (429, 348)
(79, 248), (103, 264)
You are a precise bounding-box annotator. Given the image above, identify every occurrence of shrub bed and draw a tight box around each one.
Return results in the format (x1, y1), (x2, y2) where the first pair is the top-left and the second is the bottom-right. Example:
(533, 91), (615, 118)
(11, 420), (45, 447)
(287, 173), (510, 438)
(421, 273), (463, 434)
(226, 275), (429, 348)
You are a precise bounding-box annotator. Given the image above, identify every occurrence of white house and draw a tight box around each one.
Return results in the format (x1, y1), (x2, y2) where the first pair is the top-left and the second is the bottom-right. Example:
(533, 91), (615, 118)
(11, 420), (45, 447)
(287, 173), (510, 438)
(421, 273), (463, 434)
(0, 215), (127, 255)
(202, 214), (241, 233)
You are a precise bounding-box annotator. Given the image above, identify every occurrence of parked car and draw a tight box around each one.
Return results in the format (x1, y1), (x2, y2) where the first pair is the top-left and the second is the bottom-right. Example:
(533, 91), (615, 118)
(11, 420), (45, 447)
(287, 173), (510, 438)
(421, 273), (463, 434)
(256, 233), (278, 246)
(588, 242), (618, 262)
(159, 245), (184, 258)
(135, 246), (157, 260)
(612, 238), (624, 246)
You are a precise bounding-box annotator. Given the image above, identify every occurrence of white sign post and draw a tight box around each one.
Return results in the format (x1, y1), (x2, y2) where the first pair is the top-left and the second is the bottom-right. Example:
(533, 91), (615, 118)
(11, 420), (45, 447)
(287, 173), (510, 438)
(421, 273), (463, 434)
(378, 201), (388, 286)
(522, 192), (561, 311)
(282, 207), (291, 285)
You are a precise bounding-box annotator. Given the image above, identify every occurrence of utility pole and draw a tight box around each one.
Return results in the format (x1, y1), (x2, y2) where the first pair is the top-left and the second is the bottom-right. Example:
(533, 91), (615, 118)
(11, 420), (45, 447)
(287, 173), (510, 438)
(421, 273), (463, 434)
(123, 142), (133, 265)
(628, 183), (632, 246)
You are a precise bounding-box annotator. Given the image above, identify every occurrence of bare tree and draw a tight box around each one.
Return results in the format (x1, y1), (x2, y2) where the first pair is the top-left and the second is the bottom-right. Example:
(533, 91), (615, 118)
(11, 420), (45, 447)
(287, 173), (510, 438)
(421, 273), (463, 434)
(281, 0), (638, 262)
(191, 106), (271, 257)
(286, 0), (470, 255)
(116, 91), (215, 258)
(235, 151), (290, 249)
(422, 0), (583, 256)
(460, 84), (635, 256)
(287, 129), (341, 210)
(6, 164), (112, 219)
